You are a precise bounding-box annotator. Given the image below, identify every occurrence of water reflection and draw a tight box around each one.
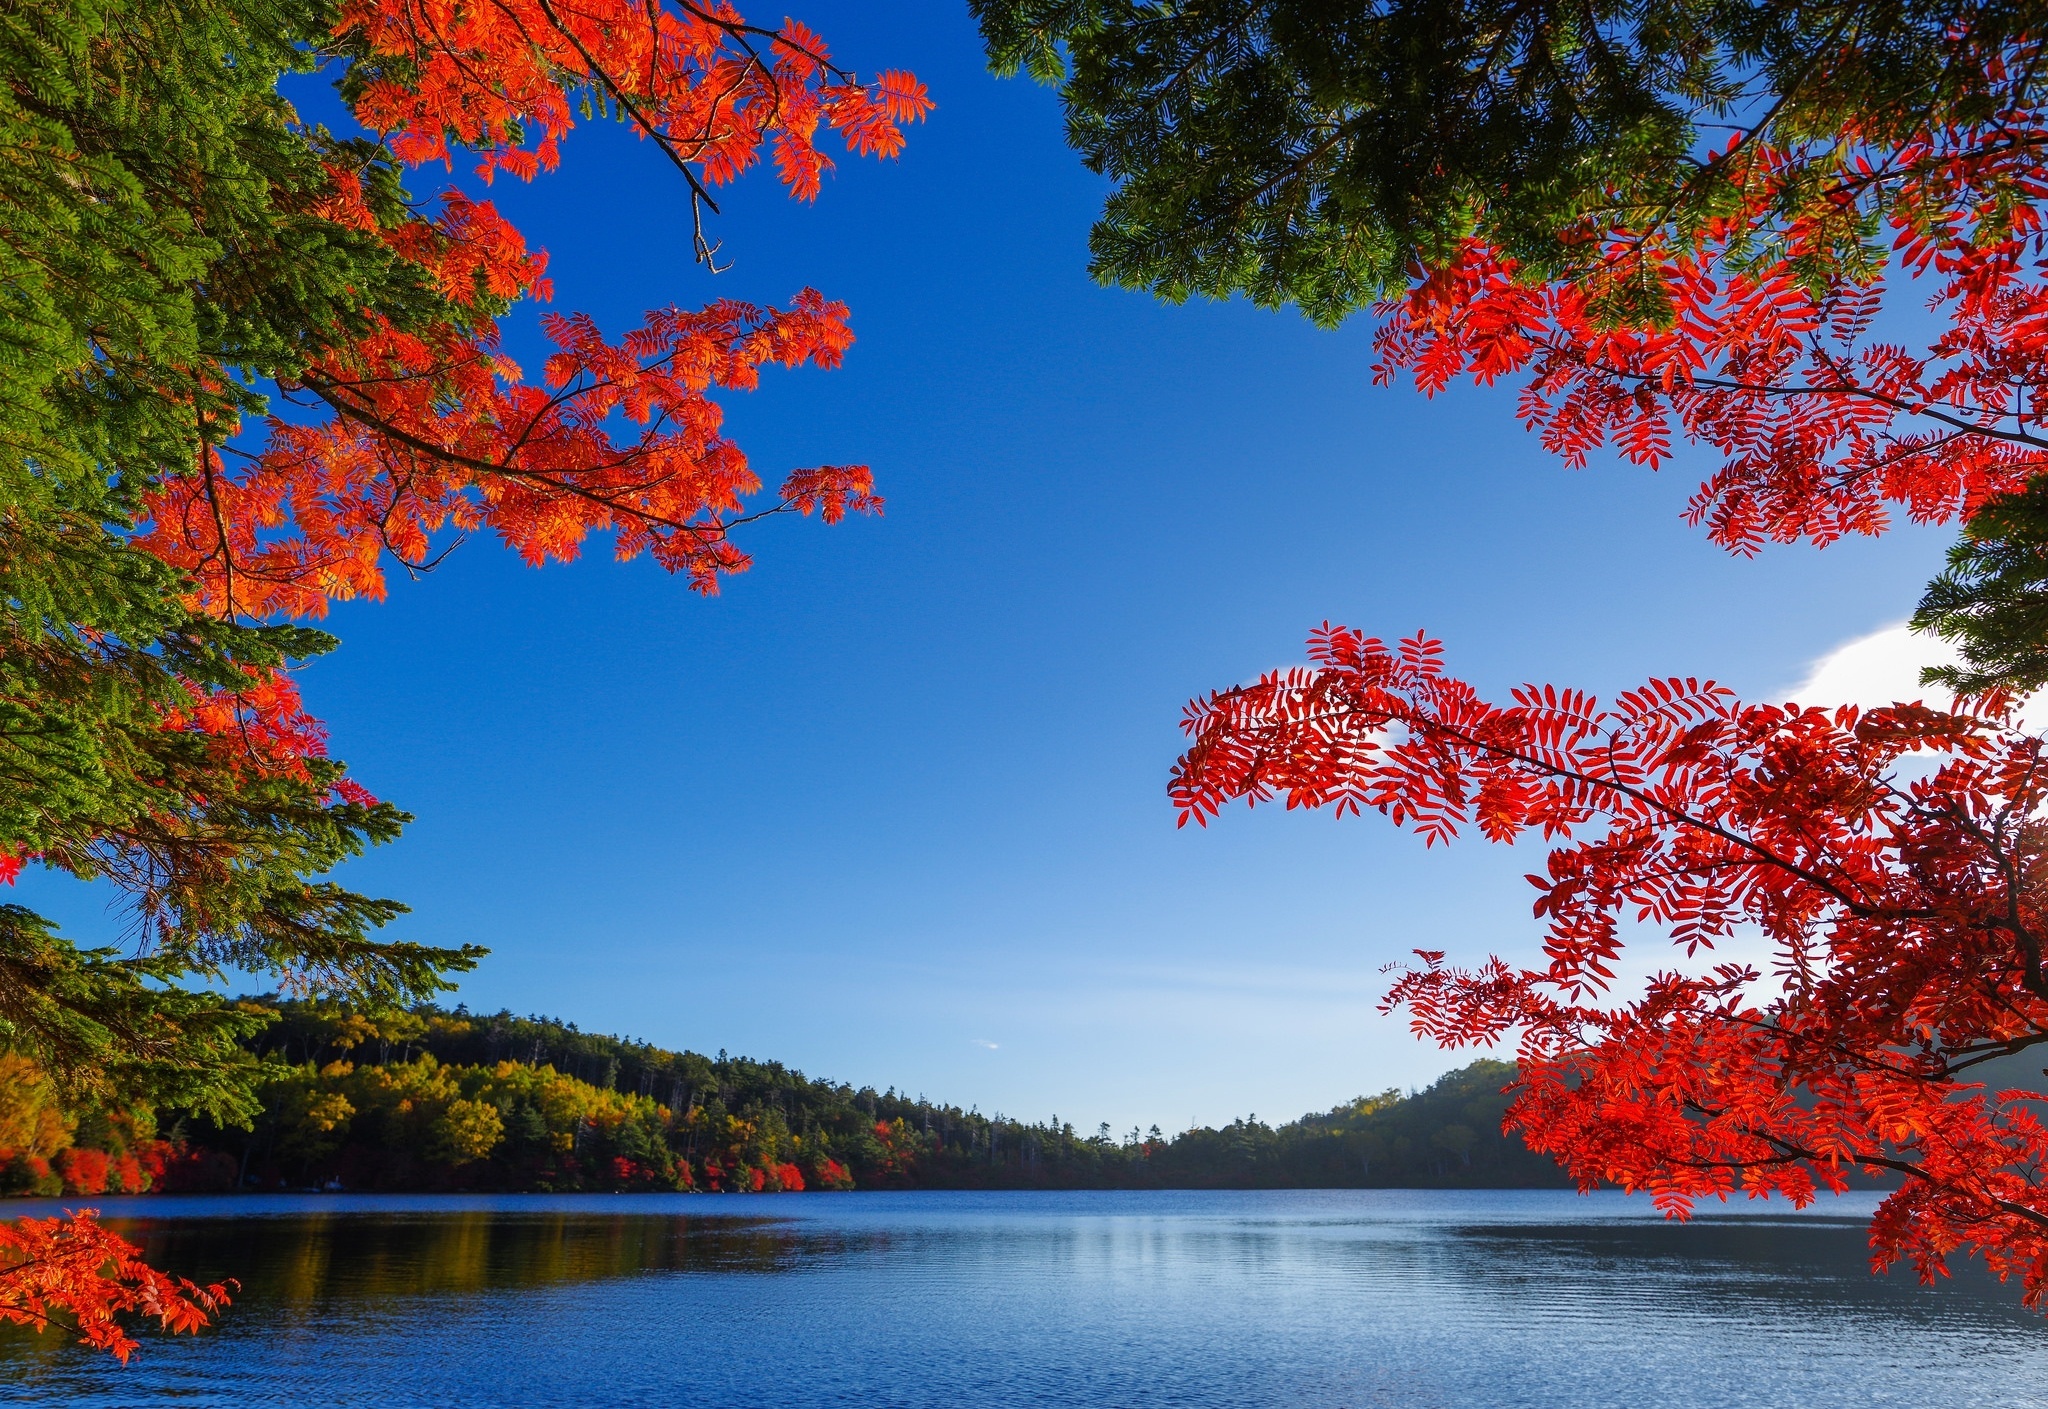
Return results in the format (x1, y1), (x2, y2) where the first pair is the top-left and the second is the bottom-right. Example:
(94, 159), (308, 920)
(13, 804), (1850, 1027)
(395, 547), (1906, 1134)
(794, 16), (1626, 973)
(120, 1210), (870, 1305)
(1, 1192), (2040, 1408)
(0, 1206), (878, 1375)
(1445, 1218), (2022, 1325)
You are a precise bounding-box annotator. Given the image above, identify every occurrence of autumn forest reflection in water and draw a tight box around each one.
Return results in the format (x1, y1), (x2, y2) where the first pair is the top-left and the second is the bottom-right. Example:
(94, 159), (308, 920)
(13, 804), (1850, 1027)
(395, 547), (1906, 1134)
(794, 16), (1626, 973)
(2, 1190), (2044, 1407)
(122, 1205), (871, 1302)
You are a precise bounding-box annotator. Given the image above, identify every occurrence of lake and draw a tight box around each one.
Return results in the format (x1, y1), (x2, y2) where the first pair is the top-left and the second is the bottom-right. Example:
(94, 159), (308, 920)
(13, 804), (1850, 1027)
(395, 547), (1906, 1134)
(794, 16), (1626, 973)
(0, 1189), (2041, 1406)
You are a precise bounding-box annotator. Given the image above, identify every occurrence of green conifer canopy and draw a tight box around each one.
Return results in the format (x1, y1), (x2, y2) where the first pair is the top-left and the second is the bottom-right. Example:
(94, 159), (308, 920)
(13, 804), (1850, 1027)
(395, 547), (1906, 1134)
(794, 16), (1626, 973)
(973, 0), (2048, 324)
(0, 0), (480, 1121)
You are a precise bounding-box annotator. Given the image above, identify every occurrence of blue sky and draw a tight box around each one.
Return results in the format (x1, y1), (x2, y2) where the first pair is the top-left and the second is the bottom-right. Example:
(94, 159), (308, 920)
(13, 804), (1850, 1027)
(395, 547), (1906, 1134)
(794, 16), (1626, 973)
(27, 0), (1961, 1132)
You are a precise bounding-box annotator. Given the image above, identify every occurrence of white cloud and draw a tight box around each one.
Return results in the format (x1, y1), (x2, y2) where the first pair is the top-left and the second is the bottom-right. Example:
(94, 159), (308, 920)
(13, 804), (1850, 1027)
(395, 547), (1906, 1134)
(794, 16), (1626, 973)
(1779, 621), (2045, 731)
(1779, 621), (1962, 709)
(971, 1038), (999, 1050)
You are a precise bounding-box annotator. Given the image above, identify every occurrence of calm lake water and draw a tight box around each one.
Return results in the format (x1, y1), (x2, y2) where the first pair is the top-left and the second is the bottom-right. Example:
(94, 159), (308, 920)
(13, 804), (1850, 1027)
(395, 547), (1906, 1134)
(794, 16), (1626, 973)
(1, 1189), (2041, 1407)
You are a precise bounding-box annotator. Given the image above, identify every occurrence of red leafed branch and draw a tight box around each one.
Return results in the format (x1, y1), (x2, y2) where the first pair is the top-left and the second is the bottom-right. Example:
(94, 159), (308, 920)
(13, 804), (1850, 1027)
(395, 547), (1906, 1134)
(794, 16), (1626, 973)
(134, 0), (929, 627)
(338, 0), (932, 248)
(119, 0), (923, 799)
(138, 291), (877, 618)
(1174, 625), (2048, 1299)
(0, 1211), (233, 1361)
(1374, 107), (2048, 553)
(160, 664), (373, 805)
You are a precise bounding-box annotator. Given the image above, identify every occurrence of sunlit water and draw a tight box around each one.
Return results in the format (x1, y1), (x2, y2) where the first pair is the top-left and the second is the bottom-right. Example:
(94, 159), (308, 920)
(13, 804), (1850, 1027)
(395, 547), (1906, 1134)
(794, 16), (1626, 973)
(1, 1190), (2041, 1406)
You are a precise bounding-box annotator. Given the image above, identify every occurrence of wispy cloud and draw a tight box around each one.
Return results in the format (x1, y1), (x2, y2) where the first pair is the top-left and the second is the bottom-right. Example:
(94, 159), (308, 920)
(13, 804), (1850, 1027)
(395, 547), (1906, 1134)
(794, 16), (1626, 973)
(971, 1038), (999, 1050)
(1780, 621), (1961, 708)
(1782, 621), (2044, 728)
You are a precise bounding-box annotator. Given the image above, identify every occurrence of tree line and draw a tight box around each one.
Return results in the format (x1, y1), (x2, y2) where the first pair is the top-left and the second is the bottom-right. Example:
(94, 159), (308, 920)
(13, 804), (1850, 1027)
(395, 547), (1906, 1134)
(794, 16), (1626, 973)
(0, 999), (1567, 1196)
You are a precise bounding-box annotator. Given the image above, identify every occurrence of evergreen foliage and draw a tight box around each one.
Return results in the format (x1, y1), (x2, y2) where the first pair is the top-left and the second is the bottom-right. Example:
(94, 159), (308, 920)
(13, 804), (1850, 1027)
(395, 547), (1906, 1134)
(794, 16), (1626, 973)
(973, 0), (2045, 326)
(1915, 478), (2048, 694)
(0, 0), (482, 1119)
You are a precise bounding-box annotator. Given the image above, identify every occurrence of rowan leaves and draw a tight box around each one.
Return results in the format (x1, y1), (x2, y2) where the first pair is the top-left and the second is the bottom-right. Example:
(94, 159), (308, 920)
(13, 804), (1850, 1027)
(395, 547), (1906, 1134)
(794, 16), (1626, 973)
(337, 0), (930, 194)
(115, 0), (926, 805)
(0, 1210), (233, 1361)
(131, 1), (927, 629)
(1366, 70), (2048, 556)
(1176, 627), (2048, 1301)
(139, 291), (870, 617)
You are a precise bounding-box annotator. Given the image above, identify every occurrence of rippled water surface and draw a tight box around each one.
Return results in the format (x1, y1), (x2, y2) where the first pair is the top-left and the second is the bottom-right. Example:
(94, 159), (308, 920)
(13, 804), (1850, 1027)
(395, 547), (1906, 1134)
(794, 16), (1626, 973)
(2, 1190), (2042, 1407)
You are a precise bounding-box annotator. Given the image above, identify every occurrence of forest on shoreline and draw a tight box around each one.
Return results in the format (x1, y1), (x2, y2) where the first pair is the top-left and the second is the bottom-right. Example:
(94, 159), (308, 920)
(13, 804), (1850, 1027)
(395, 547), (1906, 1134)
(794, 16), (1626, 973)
(0, 1000), (1568, 1196)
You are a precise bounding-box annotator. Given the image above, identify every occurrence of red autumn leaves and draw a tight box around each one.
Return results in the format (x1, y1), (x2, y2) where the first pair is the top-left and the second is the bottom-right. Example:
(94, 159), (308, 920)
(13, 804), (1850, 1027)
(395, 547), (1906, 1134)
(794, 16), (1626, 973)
(1175, 38), (2048, 1303)
(143, 2), (930, 627)
(1373, 119), (2048, 557)
(0, 1213), (232, 1363)
(125, 0), (927, 785)
(2, 0), (923, 1357)
(1174, 623), (2048, 1295)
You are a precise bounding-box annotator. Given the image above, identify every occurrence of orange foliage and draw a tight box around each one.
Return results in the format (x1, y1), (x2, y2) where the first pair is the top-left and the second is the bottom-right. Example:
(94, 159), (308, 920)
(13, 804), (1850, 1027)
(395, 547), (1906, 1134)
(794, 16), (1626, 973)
(127, 0), (926, 793)
(0, 1211), (233, 1362)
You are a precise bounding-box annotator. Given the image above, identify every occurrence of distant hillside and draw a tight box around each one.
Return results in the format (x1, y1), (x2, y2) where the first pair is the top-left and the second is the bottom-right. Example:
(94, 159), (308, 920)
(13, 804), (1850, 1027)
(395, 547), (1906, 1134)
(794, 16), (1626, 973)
(5, 998), (1574, 1195)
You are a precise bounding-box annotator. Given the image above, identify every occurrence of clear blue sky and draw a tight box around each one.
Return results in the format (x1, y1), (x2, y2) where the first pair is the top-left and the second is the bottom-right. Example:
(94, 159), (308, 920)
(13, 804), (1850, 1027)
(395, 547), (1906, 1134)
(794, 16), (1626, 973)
(27, 0), (1957, 1132)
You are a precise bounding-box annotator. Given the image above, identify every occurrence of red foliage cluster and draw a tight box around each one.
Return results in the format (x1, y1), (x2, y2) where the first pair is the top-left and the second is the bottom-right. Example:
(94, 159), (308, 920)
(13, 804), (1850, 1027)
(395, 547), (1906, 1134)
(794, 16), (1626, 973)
(1175, 626), (2048, 1298)
(1176, 30), (2048, 1305)
(51, 1151), (145, 1198)
(807, 1156), (853, 1191)
(337, 1), (928, 196)
(138, 292), (881, 621)
(862, 1118), (920, 1185)
(139, 1143), (242, 1195)
(695, 1158), (804, 1193)
(1375, 92), (2048, 555)
(0, 1212), (233, 1362)
(1, 1142), (241, 1200)
(157, 666), (370, 807)
(608, 1157), (666, 1190)
(2, 1148), (150, 1198)
(127, 0), (927, 786)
